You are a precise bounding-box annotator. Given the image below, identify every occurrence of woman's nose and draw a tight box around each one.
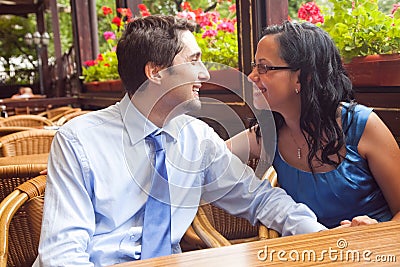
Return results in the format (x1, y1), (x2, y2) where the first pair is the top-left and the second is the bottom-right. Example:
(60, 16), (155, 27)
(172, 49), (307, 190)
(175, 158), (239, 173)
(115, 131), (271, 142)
(247, 69), (258, 83)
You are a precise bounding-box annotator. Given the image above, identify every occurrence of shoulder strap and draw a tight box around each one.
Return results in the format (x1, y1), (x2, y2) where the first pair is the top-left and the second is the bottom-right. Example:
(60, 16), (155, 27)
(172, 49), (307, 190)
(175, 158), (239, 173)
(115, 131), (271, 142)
(341, 103), (372, 146)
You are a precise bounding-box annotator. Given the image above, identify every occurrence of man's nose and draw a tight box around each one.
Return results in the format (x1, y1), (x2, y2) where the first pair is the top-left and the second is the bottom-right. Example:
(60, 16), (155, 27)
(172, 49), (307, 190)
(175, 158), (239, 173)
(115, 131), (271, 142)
(198, 62), (210, 82)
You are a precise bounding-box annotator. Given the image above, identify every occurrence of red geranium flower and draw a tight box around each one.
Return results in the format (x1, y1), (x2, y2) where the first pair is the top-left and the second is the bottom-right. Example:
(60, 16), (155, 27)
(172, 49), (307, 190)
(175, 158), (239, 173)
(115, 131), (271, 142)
(112, 16), (122, 27)
(298, 2), (324, 24)
(102, 6), (113, 16)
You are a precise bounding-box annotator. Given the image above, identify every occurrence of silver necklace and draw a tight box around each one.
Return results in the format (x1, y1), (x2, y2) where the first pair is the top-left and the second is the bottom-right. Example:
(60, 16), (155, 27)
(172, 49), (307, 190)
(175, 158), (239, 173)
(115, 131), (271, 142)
(288, 129), (307, 159)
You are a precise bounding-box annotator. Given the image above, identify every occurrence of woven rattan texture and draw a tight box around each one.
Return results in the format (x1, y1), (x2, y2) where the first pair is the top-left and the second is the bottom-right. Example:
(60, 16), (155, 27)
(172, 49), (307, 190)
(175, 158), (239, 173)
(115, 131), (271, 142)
(0, 130), (56, 157)
(0, 166), (46, 267)
(0, 115), (53, 128)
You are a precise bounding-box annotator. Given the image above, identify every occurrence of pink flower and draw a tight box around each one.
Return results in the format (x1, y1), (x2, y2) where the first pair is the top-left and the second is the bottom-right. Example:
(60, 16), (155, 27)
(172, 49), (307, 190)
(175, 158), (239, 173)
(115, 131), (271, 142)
(103, 31), (116, 41)
(197, 11), (220, 28)
(298, 2), (324, 24)
(217, 21), (235, 33)
(202, 29), (218, 38)
(176, 11), (196, 21)
(392, 3), (400, 15)
(229, 4), (236, 13)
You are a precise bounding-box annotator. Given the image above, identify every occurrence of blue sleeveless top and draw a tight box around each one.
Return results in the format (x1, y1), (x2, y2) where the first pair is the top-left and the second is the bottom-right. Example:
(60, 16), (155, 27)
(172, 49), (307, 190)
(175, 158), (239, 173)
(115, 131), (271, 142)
(273, 103), (392, 228)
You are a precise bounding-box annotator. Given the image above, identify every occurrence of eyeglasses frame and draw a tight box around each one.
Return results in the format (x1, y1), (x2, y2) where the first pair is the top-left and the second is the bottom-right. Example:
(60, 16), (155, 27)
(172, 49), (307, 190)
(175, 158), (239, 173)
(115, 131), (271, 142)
(251, 62), (296, 75)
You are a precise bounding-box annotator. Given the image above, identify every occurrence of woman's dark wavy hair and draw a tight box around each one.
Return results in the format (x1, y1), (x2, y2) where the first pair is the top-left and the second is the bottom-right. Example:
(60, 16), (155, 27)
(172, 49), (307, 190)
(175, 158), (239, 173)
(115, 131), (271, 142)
(252, 21), (355, 172)
(116, 15), (196, 95)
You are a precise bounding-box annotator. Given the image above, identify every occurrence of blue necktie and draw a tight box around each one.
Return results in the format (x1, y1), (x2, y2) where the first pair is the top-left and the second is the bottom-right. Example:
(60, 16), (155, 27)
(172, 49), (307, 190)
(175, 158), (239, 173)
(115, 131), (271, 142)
(141, 132), (172, 259)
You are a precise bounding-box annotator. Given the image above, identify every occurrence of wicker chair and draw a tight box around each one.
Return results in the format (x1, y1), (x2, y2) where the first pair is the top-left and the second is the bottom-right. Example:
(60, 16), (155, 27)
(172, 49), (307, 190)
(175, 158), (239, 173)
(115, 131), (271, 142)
(0, 127), (34, 138)
(0, 154), (49, 167)
(183, 164), (280, 250)
(0, 115), (53, 128)
(0, 173), (46, 267)
(0, 130), (56, 157)
(56, 110), (91, 126)
(38, 107), (82, 123)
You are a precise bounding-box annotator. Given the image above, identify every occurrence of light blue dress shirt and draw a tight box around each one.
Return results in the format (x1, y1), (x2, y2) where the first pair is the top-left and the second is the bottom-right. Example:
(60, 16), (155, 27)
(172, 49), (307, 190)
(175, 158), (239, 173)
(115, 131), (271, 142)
(34, 94), (326, 267)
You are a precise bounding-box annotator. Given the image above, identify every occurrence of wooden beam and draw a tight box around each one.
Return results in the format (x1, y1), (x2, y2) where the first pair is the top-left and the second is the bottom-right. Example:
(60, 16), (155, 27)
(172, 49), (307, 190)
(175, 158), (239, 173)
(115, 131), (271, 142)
(0, 97), (78, 108)
(36, 2), (50, 96)
(88, 0), (99, 57)
(49, 0), (64, 97)
(70, 0), (96, 78)
(0, 4), (37, 14)
(237, 0), (253, 75)
(264, 0), (288, 26)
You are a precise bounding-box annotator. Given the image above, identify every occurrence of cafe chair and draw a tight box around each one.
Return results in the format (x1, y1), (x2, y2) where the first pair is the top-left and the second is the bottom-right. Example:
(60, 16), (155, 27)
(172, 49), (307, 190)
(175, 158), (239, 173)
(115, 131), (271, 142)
(189, 165), (280, 249)
(38, 106), (82, 123)
(0, 129), (56, 157)
(0, 127), (34, 138)
(0, 154), (49, 167)
(56, 110), (91, 126)
(0, 115), (53, 128)
(0, 174), (46, 267)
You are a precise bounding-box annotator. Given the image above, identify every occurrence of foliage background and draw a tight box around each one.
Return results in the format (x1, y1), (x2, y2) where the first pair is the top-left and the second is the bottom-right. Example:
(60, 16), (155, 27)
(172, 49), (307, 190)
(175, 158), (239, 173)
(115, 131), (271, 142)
(0, 0), (399, 84)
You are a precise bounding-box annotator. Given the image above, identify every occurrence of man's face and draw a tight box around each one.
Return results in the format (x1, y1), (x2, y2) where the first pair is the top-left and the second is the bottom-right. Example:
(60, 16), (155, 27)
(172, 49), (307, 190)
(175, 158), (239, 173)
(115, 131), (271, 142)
(157, 30), (210, 115)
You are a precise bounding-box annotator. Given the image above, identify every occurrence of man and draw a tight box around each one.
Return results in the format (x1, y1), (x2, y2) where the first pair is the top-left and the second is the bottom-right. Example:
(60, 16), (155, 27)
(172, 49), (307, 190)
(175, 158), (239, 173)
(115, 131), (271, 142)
(34, 15), (326, 267)
(11, 87), (34, 99)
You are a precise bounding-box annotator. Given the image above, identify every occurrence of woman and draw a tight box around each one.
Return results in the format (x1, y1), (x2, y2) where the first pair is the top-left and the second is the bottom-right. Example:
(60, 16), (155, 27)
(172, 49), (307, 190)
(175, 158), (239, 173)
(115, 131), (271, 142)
(227, 21), (400, 228)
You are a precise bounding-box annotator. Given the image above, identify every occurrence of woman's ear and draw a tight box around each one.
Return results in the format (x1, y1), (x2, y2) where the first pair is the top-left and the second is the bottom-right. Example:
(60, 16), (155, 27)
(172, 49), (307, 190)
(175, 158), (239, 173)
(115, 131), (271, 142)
(145, 62), (162, 84)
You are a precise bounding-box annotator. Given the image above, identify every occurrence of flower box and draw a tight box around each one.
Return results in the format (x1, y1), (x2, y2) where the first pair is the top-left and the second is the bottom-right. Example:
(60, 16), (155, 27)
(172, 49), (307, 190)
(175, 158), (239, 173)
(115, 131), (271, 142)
(344, 54), (400, 87)
(84, 79), (123, 92)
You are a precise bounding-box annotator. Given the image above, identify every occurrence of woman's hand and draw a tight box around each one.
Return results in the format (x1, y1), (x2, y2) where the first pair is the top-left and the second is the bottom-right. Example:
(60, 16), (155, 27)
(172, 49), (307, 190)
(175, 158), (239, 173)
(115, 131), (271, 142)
(340, 215), (378, 227)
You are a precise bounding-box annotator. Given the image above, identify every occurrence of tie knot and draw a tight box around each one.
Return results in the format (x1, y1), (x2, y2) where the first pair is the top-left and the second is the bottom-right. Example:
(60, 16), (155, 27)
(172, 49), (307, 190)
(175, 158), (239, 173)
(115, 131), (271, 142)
(147, 132), (164, 152)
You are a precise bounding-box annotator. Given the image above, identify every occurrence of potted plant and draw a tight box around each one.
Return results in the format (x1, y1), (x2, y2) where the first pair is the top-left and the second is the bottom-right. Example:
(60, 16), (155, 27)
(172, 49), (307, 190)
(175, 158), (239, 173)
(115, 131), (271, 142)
(82, 2), (239, 92)
(298, 0), (400, 87)
(82, 6), (132, 92)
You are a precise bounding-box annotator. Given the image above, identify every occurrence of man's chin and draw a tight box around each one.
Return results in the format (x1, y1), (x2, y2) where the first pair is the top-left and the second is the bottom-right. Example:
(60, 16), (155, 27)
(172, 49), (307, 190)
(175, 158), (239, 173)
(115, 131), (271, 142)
(184, 99), (202, 113)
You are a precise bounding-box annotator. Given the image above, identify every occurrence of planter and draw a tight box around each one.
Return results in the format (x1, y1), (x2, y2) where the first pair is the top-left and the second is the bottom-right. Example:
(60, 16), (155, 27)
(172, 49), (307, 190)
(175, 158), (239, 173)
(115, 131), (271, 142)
(344, 54), (400, 87)
(84, 79), (123, 92)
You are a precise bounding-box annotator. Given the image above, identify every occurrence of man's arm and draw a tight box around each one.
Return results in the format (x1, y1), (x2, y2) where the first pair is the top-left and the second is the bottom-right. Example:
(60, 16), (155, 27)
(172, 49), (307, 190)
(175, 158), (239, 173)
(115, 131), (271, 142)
(201, 131), (326, 236)
(36, 130), (95, 266)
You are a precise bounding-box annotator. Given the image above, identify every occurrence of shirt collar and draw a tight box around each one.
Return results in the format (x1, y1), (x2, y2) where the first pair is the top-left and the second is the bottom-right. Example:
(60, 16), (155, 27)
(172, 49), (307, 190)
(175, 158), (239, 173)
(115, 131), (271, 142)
(119, 93), (179, 145)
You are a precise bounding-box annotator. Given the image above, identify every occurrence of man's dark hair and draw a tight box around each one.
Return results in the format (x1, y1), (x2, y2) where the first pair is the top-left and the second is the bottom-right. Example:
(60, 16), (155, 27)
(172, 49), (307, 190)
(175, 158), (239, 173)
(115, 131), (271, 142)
(116, 15), (196, 95)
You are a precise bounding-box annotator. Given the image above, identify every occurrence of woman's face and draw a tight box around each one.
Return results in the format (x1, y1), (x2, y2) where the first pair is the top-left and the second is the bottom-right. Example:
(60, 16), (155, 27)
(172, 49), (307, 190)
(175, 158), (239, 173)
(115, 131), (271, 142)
(248, 34), (300, 112)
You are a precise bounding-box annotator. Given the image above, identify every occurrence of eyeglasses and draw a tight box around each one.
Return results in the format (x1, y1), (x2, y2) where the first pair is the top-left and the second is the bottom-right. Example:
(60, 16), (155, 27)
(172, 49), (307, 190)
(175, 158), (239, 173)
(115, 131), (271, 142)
(251, 62), (294, 75)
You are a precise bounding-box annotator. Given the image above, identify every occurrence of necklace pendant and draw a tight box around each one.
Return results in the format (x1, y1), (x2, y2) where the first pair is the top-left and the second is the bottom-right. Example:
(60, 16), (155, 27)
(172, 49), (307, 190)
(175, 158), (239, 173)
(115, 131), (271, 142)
(297, 148), (301, 159)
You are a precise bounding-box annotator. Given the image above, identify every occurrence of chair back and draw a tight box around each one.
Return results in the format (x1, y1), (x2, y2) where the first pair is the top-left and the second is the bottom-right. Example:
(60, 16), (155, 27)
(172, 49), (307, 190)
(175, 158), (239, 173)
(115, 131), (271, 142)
(186, 160), (280, 250)
(56, 110), (91, 126)
(0, 115), (53, 128)
(0, 174), (46, 267)
(0, 127), (34, 138)
(38, 107), (82, 122)
(37, 106), (72, 118)
(0, 130), (56, 157)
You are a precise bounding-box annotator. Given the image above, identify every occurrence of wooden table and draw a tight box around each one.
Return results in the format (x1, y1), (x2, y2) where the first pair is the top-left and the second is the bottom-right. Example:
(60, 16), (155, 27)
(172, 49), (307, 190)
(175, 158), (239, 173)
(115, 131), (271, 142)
(0, 153), (48, 166)
(113, 221), (400, 266)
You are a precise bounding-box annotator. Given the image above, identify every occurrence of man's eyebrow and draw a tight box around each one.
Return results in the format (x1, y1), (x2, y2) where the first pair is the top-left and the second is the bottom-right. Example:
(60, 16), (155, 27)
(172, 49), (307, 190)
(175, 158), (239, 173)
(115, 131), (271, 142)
(190, 52), (201, 59)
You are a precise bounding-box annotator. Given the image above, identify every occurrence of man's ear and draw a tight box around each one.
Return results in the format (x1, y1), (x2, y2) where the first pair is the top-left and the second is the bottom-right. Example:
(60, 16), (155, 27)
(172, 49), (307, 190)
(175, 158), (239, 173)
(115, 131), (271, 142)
(145, 62), (162, 84)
